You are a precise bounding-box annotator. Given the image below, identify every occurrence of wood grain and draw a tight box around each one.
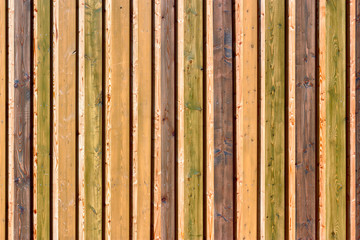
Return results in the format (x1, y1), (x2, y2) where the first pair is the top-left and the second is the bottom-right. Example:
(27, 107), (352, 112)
(176, 0), (185, 238)
(104, 0), (130, 239)
(183, 0), (203, 238)
(356, 0), (360, 238)
(153, 0), (162, 238)
(213, 0), (233, 238)
(13, 0), (32, 238)
(264, 0), (285, 238)
(295, 0), (316, 239)
(0, 0), (6, 238)
(52, 0), (77, 238)
(235, 0), (258, 238)
(205, 0), (214, 238)
(161, 0), (176, 238)
(33, 0), (51, 238)
(319, 0), (347, 238)
(83, 0), (103, 238)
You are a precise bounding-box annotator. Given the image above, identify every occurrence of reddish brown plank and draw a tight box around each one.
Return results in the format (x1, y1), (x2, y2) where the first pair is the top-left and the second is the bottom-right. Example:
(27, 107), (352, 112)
(356, 0), (360, 237)
(213, 0), (234, 238)
(295, 0), (316, 239)
(160, 0), (176, 238)
(13, 0), (32, 238)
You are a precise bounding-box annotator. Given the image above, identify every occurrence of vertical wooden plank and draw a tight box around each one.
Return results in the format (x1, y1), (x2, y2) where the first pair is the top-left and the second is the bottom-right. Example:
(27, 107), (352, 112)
(79, 0), (103, 238)
(355, 0), (360, 238)
(263, 0), (285, 238)
(153, 0), (162, 238)
(12, 0), (32, 238)
(7, 0), (15, 238)
(295, 0), (316, 239)
(183, 0), (203, 238)
(288, 0), (295, 239)
(349, 0), (356, 238)
(235, 0), (258, 238)
(137, 0), (152, 238)
(0, 0), (6, 238)
(176, 0), (185, 237)
(213, 0), (233, 237)
(33, 0), (51, 238)
(53, 0), (77, 238)
(319, 0), (347, 239)
(205, 0), (214, 238)
(161, 0), (176, 238)
(104, 0), (130, 239)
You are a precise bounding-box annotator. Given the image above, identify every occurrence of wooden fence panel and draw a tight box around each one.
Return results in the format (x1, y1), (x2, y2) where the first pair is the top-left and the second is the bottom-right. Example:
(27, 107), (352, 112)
(0, 0), (358, 239)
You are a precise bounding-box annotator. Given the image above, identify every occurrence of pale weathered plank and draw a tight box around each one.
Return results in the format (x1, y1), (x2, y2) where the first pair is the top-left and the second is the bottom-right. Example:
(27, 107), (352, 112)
(213, 0), (233, 237)
(13, 0), (32, 238)
(319, 0), (347, 238)
(33, 0), (51, 238)
(263, 0), (285, 238)
(235, 0), (258, 238)
(183, 0), (203, 238)
(295, 0), (316, 239)
(105, 0), (131, 239)
(53, 0), (77, 238)
(153, 0), (162, 238)
(0, 0), (6, 238)
(161, 0), (176, 238)
(205, 0), (214, 238)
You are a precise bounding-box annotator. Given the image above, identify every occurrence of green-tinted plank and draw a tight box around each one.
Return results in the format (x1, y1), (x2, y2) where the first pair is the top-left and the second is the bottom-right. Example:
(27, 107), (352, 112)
(325, 0), (346, 238)
(264, 0), (285, 238)
(84, 0), (103, 238)
(34, 0), (51, 238)
(184, 0), (203, 238)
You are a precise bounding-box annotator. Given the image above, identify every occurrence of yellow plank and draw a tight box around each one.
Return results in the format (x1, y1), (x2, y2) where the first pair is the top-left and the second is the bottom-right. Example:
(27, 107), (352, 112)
(153, 0), (162, 238)
(235, 0), (258, 239)
(105, 0), (130, 239)
(7, 0), (15, 238)
(205, 0), (214, 239)
(177, 0), (185, 238)
(53, 0), (77, 238)
(0, 0), (6, 238)
(288, 0), (296, 239)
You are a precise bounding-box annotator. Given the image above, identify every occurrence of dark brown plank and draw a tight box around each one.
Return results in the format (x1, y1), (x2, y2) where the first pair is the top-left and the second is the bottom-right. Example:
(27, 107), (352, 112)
(14, 0), (32, 238)
(295, 0), (316, 239)
(160, 0), (176, 238)
(213, 0), (234, 237)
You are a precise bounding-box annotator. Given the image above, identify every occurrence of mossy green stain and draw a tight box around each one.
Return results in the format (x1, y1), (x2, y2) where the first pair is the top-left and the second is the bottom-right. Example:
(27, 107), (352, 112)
(36, 0), (51, 239)
(325, 0), (346, 239)
(184, 0), (203, 239)
(84, 0), (102, 239)
(264, 0), (285, 239)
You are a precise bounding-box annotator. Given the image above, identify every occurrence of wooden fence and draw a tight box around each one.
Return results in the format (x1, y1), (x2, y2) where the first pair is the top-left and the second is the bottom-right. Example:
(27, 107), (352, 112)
(0, 0), (358, 239)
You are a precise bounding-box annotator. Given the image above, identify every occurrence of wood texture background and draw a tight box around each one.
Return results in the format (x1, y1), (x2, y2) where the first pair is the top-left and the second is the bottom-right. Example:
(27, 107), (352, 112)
(0, 0), (359, 239)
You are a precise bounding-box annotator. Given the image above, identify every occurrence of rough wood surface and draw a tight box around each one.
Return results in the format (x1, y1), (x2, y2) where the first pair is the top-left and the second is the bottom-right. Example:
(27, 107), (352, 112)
(295, 0), (316, 239)
(0, 0), (6, 238)
(264, 0), (285, 238)
(183, 0), (203, 238)
(33, 0), (51, 238)
(105, 0), (130, 239)
(52, 0), (77, 238)
(356, 0), (360, 238)
(213, 0), (233, 238)
(13, 0), (32, 238)
(161, 0), (176, 238)
(83, 0), (103, 238)
(319, 0), (346, 238)
(235, 0), (258, 238)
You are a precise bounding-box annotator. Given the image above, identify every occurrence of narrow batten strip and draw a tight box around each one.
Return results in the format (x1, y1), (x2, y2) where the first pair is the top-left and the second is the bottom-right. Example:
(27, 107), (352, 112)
(78, 0), (86, 238)
(205, 0), (214, 238)
(7, 0), (15, 238)
(176, 0), (185, 238)
(288, 0), (296, 239)
(153, 0), (162, 238)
